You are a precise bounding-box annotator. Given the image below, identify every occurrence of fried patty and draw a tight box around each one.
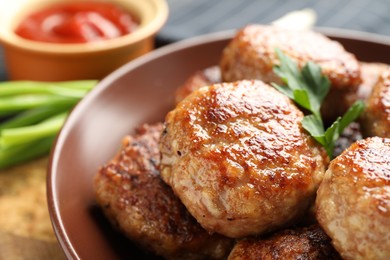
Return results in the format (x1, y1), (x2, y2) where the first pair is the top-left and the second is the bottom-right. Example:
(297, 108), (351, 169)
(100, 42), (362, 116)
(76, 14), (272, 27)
(160, 80), (328, 238)
(316, 137), (390, 259)
(220, 25), (362, 123)
(360, 66), (390, 138)
(94, 123), (233, 259)
(228, 225), (341, 260)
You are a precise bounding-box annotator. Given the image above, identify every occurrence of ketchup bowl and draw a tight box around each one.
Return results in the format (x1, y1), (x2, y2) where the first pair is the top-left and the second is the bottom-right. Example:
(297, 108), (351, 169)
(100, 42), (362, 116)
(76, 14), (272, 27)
(0, 0), (168, 81)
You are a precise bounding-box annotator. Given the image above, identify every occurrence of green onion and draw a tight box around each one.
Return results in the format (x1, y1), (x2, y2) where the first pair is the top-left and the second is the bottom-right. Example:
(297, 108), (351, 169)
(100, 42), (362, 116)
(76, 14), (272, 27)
(0, 85), (90, 98)
(0, 80), (97, 90)
(0, 136), (56, 169)
(0, 95), (78, 112)
(0, 112), (67, 148)
(0, 80), (97, 169)
(0, 105), (72, 130)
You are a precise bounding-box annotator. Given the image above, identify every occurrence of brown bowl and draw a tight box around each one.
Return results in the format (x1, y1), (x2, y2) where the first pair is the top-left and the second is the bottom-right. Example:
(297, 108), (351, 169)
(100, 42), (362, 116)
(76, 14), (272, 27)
(47, 29), (390, 259)
(0, 0), (168, 81)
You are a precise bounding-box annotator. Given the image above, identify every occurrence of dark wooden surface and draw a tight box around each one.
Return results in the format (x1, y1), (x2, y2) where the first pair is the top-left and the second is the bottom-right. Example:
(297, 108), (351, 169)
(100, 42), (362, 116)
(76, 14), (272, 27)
(157, 0), (390, 43)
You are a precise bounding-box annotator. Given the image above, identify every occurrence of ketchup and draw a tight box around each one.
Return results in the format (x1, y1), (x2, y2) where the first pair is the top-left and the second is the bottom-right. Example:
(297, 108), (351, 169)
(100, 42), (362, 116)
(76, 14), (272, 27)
(15, 2), (139, 43)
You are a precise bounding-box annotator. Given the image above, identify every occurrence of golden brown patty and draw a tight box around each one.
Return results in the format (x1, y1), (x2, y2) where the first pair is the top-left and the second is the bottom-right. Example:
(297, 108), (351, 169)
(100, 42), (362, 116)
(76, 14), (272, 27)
(316, 137), (390, 259)
(220, 25), (362, 123)
(360, 67), (390, 137)
(220, 25), (361, 89)
(357, 62), (389, 101)
(228, 225), (341, 260)
(94, 123), (233, 259)
(160, 80), (328, 238)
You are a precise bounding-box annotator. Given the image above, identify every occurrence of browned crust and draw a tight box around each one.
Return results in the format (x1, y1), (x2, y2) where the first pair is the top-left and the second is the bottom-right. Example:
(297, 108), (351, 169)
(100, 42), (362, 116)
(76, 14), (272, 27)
(94, 123), (233, 259)
(220, 25), (362, 122)
(360, 67), (390, 137)
(220, 25), (361, 89)
(228, 225), (341, 260)
(160, 80), (328, 238)
(316, 137), (390, 259)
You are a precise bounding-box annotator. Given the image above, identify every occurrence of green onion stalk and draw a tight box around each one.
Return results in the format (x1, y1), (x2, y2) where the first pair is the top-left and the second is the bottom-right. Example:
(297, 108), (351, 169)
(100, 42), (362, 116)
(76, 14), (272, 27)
(0, 80), (97, 169)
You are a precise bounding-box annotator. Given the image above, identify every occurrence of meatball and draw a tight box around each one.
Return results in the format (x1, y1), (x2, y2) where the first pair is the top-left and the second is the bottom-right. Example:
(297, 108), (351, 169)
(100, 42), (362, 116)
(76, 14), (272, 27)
(357, 62), (388, 101)
(220, 25), (361, 123)
(360, 67), (390, 138)
(175, 66), (221, 104)
(228, 225), (341, 260)
(94, 123), (233, 259)
(316, 137), (390, 259)
(160, 80), (328, 238)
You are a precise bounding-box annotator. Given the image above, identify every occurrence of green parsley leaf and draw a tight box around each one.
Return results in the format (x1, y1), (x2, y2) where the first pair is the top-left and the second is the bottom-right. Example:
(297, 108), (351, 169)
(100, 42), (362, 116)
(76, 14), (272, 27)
(273, 48), (365, 158)
(273, 48), (331, 118)
(338, 100), (365, 132)
(301, 62), (330, 113)
(301, 115), (325, 138)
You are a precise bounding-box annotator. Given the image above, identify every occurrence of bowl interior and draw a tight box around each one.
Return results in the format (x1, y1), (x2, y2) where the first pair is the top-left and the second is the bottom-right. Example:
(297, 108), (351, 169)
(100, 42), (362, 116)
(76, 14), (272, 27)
(48, 29), (390, 259)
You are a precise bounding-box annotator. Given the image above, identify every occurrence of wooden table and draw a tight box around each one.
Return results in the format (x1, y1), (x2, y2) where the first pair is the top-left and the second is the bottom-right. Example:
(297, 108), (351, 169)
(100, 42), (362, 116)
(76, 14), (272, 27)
(0, 157), (65, 259)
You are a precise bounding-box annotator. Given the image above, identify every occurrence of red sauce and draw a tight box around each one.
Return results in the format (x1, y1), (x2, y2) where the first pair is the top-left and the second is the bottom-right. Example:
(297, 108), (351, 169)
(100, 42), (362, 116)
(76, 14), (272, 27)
(15, 2), (139, 43)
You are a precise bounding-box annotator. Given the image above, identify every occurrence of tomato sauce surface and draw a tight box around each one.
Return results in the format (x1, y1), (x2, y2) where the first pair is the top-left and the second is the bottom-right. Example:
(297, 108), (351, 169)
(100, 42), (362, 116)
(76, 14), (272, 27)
(15, 1), (139, 43)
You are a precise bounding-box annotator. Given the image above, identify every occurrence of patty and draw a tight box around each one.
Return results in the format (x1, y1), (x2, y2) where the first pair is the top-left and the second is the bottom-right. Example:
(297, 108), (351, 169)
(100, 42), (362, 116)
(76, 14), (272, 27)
(316, 137), (390, 259)
(228, 225), (341, 260)
(360, 66), (390, 138)
(219, 24), (362, 123)
(94, 123), (233, 259)
(160, 80), (328, 238)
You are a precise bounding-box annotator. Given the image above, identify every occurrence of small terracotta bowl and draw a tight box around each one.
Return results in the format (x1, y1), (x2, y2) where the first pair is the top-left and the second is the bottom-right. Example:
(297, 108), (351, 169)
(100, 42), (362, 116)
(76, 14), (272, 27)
(0, 0), (168, 81)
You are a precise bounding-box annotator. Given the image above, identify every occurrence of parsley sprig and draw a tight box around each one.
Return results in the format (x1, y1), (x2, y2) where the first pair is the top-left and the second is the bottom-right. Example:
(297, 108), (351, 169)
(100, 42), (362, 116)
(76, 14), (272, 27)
(272, 48), (365, 158)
